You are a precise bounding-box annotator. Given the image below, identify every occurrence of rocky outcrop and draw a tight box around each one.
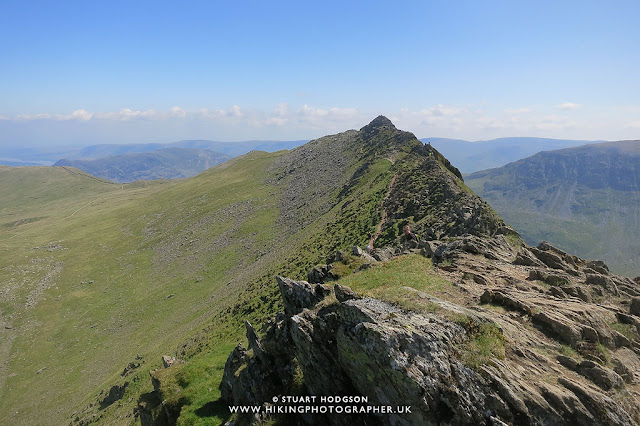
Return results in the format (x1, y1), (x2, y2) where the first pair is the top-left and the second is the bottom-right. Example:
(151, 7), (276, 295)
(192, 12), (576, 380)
(221, 269), (640, 425)
(136, 356), (186, 425)
(377, 146), (507, 245)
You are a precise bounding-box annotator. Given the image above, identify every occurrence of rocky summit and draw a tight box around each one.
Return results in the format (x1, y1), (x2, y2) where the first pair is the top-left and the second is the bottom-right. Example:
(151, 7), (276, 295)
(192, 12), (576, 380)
(215, 118), (640, 425)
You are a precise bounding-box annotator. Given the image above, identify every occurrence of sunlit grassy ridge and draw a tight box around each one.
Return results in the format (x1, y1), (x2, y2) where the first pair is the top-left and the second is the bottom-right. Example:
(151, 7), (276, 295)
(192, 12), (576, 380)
(1, 119), (475, 424)
(0, 145), (405, 424)
(0, 154), (290, 424)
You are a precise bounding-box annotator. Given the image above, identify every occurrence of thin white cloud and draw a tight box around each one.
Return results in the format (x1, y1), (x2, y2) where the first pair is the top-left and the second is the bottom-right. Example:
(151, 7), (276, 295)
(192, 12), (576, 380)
(16, 113), (51, 120)
(328, 107), (358, 117)
(265, 117), (288, 126)
(170, 106), (186, 119)
(474, 116), (508, 129)
(273, 103), (289, 116)
(299, 104), (328, 117)
(557, 102), (582, 110)
(55, 109), (93, 121)
(5, 103), (634, 141)
(532, 114), (577, 130)
(121, 108), (157, 120)
(199, 105), (244, 120)
(399, 104), (466, 128)
(417, 104), (462, 117)
(390, 104), (590, 140)
(95, 109), (147, 120)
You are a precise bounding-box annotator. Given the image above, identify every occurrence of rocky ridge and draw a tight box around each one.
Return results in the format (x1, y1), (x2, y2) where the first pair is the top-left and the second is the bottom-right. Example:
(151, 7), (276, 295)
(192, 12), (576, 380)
(215, 119), (640, 425)
(220, 234), (640, 425)
(133, 117), (640, 425)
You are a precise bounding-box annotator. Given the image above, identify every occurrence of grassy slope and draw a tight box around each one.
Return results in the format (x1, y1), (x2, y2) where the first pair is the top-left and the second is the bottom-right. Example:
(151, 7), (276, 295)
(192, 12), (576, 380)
(1, 119), (469, 424)
(164, 155), (399, 425)
(0, 128), (406, 425)
(146, 123), (501, 425)
(0, 166), (174, 422)
(0, 154), (287, 425)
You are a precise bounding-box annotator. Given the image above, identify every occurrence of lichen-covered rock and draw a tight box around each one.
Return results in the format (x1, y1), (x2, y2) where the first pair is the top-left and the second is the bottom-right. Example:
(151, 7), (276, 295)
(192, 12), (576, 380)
(276, 276), (330, 316)
(334, 283), (360, 303)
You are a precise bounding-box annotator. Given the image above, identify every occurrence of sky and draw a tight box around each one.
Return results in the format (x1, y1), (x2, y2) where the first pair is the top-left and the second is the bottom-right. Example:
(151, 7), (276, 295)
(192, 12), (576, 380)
(1, 0), (639, 147)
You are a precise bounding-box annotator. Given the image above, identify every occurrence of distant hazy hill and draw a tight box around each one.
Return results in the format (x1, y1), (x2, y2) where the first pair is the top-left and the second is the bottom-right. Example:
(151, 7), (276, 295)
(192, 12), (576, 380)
(65, 139), (307, 160)
(0, 139), (307, 166)
(423, 137), (605, 173)
(53, 147), (231, 182)
(0, 158), (43, 167)
(0, 146), (82, 166)
(467, 140), (640, 276)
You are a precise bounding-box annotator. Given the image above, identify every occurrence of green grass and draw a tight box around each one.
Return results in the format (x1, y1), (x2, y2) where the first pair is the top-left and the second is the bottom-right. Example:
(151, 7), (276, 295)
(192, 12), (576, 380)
(504, 233), (524, 249)
(457, 321), (506, 369)
(0, 127), (486, 425)
(558, 344), (580, 359)
(337, 255), (454, 312)
(0, 137), (417, 425)
(611, 322), (638, 341)
(0, 155), (290, 425)
(595, 343), (611, 365)
(152, 343), (236, 426)
(338, 255), (504, 368)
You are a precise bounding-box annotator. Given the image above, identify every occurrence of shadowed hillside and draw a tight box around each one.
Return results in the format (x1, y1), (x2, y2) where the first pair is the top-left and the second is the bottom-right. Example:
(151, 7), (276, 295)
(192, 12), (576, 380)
(467, 140), (640, 276)
(53, 147), (232, 182)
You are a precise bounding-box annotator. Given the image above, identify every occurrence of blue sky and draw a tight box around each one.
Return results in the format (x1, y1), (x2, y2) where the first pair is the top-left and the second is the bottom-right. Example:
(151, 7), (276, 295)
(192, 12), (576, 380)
(1, 0), (639, 146)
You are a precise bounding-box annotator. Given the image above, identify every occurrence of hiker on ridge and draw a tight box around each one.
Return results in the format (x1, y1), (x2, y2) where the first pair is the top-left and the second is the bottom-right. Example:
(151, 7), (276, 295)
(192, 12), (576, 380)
(401, 225), (419, 249)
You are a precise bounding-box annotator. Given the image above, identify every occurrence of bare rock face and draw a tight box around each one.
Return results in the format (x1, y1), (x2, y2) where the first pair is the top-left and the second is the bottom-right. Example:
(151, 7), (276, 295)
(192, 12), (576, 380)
(333, 283), (360, 302)
(276, 276), (331, 316)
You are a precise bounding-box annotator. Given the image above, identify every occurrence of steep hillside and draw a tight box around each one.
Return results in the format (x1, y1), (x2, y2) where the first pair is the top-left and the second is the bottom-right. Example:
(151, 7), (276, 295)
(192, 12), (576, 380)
(53, 148), (232, 182)
(467, 140), (640, 276)
(424, 137), (603, 173)
(1, 117), (504, 425)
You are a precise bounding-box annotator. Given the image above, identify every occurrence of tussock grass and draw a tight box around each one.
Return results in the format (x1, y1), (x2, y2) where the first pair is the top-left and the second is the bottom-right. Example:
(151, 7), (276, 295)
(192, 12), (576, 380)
(338, 255), (453, 313)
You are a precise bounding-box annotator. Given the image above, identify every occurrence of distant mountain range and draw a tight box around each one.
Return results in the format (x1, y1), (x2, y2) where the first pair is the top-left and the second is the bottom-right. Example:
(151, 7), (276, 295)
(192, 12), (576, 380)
(2, 137), (607, 174)
(69, 139), (307, 160)
(422, 137), (606, 173)
(0, 139), (307, 167)
(53, 147), (232, 183)
(467, 140), (640, 276)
